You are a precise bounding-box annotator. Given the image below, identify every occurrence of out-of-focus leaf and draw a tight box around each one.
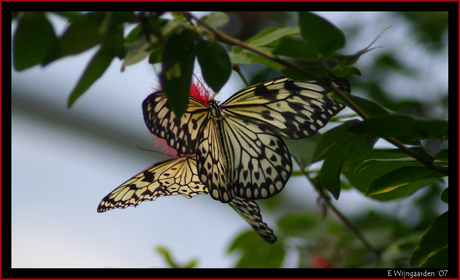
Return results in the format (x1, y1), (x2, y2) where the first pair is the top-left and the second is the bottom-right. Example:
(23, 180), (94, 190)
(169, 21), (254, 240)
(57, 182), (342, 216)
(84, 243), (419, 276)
(298, 12), (345, 58)
(272, 36), (318, 60)
(199, 12), (229, 30)
(366, 166), (446, 196)
(409, 212), (448, 267)
(320, 134), (358, 199)
(440, 188), (448, 204)
(68, 47), (115, 108)
(247, 27), (300, 47)
(228, 230), (285, 268)
(417, 247), (448, 268)
(348, 115), (425, 144)
(43, 12), (105, 66)
(156, 246), (198, 268)
(349, 95), (391, 118)
(333, 65), (361, 77)
(227, 50), (252, 64)
(277, 213), (319, 238)
(161, 28), (197, 119)
(14, 12), (56, 71)
(196, 40), (231, 93)
(414, 119), (448, 140)
(123, 33), (151, 68)
(148, 46), (163, 64)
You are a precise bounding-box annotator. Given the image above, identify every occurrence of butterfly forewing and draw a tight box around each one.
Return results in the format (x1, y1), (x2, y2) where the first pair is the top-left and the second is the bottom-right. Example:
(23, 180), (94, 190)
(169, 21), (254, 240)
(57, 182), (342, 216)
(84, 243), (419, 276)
(97, 154), (207, 212)
(229, 197), (277, 243)
(221, 77), (348, 139)
(143, 93), (210, 154)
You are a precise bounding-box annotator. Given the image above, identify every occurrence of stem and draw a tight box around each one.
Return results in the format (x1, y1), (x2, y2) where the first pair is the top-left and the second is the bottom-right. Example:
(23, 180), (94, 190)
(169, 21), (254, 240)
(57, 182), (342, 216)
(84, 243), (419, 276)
(292, 155), (382, 260)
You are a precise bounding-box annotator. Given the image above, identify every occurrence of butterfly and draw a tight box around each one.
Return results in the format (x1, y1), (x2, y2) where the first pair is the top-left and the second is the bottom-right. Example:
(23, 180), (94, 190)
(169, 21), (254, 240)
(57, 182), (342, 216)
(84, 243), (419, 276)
(97, 154), (277, 243)
(143, 77), (349, 203)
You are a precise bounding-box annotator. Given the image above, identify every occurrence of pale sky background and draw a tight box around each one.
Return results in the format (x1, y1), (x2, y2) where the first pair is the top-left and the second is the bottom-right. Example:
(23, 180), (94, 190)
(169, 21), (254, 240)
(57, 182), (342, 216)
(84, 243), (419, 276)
(11, 12), (448, 268)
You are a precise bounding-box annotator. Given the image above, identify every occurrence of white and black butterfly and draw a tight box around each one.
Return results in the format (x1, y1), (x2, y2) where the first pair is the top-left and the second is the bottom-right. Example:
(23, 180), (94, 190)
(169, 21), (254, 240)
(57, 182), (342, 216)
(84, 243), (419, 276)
(143, 77), (349, 203)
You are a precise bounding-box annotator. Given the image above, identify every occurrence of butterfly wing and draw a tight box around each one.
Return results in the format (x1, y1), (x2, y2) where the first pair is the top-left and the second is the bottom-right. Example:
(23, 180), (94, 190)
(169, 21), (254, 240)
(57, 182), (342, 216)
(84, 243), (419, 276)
(196, 118), (234, 203)
(221, 77), (348, 139)
(97, 154), (207, 212)
(222, 117), (292, 200)
(229, 197), (277, 243)
(142, 92), (210, 154)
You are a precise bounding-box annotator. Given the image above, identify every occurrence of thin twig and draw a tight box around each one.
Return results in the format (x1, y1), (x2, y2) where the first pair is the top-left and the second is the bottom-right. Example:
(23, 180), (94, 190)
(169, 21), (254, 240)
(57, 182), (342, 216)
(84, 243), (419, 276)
(292, 155), (382, 260)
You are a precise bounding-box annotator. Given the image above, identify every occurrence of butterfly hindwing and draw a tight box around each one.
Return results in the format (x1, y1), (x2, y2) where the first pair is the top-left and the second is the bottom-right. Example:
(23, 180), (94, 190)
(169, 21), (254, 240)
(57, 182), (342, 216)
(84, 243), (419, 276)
(222, 117), (292, 200)
(97, 154), (207, 212)
(229, 197), (277, 243)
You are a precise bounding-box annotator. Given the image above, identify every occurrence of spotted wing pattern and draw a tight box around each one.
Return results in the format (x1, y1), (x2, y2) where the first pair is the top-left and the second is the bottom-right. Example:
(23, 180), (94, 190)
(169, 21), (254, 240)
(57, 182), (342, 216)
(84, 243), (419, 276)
(97, 154), (206, 212)
(143, 94), (209, 154)
(98, 154), (277, 243)
(229, 197), (277, 243)
(221, 77), (348, 139)
(142, 77), (348, 203)
(197, 114), (292, 202)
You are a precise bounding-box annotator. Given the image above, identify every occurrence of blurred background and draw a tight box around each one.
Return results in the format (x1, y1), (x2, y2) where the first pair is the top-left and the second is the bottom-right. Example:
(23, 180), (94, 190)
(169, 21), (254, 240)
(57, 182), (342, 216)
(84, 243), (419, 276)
(11, 12), (448, 268)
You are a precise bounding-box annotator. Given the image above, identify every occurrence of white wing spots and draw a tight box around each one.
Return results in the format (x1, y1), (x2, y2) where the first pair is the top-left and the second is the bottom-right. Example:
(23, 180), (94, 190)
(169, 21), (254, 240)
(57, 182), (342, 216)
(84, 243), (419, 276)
(220, 117), (293, 201)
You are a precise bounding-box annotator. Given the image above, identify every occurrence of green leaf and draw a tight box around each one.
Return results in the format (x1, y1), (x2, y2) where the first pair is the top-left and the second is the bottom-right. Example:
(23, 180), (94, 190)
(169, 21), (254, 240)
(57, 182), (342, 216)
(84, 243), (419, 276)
(244, 27), (279, 44)
(227, 50), (252, 64)
(200, 12), (229, 30)
(414, 119), (448, 140)
(43, 12), (105, 66)
(161, 28), (197, 119)
(312, 120), (360, 163)
(277, 214), (319, 237)
(13, 12), (56, 71)
(156, 246), (198, 268)
(366, 166), (446, 196)
(440, 188), (448, 204)
(320, 134), (358, 199)
(298, 12), (345, 58)
(272, 36), (318, 60)
(148, 45), (163, 64)
(68, 47), (115, 108)
(409, 212), (448, 267)
(247, 26), (300, 47)
(342, 149), (441, 201)
(228, 230), (285, 268)
(348, 115), (425, 144)
(349, 95), (391, 118)
(332, 65), (362, 77)
(417, 247), (448, 268)
(123, 33), (151, 68)
(196, 40), (231, 93)
(284, 134), (321, 168)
